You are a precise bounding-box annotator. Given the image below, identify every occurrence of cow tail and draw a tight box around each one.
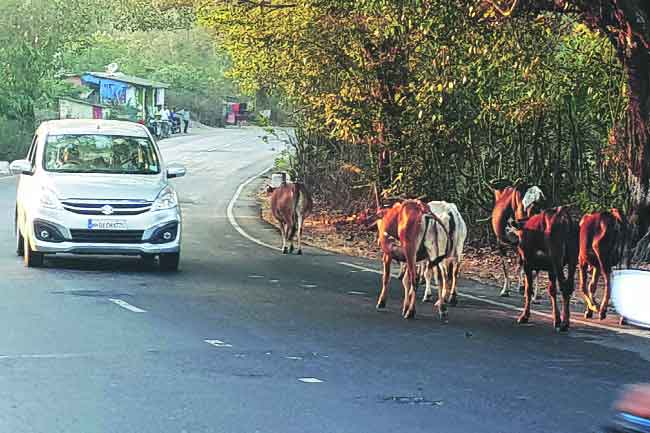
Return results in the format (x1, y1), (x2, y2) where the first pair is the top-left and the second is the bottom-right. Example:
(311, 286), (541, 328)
(446, 211), (456, 258)
(288, 183), (301, 240)
(423, 214), (436, 261)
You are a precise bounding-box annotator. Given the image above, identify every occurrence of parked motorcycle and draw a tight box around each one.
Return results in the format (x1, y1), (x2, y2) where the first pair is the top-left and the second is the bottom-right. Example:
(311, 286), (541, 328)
(170, 116), (182, 135)
(146, 116), (161, 139)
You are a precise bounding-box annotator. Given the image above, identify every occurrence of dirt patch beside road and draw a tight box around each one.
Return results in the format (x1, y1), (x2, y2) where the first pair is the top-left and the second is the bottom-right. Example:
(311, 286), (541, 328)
(257, 187), (524, 289)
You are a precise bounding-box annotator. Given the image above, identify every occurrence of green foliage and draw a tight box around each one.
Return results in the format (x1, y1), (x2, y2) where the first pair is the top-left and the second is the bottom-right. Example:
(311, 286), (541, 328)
(0, 0), (241, 159)
(201, 1), (629, 237)
(110, 0), (195, 32)
(61, 27), (238, 125)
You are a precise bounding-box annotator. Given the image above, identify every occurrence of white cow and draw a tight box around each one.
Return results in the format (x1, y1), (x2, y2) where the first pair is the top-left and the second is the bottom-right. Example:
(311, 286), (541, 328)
(421, 201), (467, 306)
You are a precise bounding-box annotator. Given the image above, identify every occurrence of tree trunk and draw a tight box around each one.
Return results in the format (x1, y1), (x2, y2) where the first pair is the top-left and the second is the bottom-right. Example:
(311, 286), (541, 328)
(619, 46), (650, 259)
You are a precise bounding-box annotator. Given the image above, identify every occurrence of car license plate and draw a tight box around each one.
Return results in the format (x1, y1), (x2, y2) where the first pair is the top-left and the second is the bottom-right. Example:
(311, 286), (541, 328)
(87, 219), (127, 230)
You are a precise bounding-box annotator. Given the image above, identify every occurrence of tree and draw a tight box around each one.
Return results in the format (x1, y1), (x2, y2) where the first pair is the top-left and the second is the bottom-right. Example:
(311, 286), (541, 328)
(199, 0), (630, 246)
(0, 0), (103, 124)
(61, 27), (237, 126)
(480, 0), (650, 254)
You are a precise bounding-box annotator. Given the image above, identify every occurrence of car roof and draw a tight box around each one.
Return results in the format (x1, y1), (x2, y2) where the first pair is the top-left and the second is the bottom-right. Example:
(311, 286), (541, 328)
(39, 120), (150, 138)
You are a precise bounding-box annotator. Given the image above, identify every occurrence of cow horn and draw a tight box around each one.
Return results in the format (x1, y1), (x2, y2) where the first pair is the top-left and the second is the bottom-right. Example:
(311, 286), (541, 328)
(488, 178), (513, 190)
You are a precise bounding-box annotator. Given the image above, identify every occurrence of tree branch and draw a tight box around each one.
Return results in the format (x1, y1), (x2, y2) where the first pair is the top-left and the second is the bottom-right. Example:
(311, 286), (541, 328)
(486, 0), (520, 17)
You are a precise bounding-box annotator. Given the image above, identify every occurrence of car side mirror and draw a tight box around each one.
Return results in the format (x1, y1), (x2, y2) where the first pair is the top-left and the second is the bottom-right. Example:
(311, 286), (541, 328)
(10, 159), (33, 176)
(167, 163), (186, 179)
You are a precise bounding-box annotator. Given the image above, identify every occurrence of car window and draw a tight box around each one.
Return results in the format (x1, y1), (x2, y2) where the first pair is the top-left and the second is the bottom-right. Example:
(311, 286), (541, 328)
(43, 134), (160, 175)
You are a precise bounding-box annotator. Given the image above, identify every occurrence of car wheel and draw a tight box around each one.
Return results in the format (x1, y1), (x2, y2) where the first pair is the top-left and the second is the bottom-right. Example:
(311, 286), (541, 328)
(15, 215), (24, 257)
(159, 252), (180, 272)
(23, 236), (43, 268)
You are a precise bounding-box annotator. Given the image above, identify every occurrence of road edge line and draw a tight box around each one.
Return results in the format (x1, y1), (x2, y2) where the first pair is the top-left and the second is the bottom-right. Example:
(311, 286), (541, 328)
(226, 166), (279, 251)
(337, 261), (650, 338)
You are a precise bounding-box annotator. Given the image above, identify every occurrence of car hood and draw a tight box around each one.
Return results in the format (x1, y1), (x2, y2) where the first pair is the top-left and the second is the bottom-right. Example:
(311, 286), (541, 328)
(47, 173), (166, 201)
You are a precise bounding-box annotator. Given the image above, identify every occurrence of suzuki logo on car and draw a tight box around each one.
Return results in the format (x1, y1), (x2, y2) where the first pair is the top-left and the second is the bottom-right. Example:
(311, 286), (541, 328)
(101, 205), (114, 215)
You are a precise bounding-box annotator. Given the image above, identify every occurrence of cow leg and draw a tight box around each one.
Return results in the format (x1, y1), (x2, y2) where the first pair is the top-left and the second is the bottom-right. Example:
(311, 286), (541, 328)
(517, 265), (526, 295)
(279, 222), (289, 254)
(559, 258), (576, 332)
(295, 211), (304, 255)
(400, 224), (420, 320)
(597, 263), (611, 321)
(401, 270), (410, 317)
(578, 261), (589, 318)
(588, 266), (601, 318)
(547, 273), (562, 331)
(499, 252), (511, 297)
(436, 269), (449, 323)
(422, 261), (435, 303)
(376, 254), (391, 310)
(517, 266), (534, 324)
(286, 215), (295, 254)
(559, 277), (573, 332)
(531, 271), (545, 303)
(448, 261), (459, 306)
(581, 264), (599, 318)
(434, 264), (449, 307)
(403, 266), (417, 320)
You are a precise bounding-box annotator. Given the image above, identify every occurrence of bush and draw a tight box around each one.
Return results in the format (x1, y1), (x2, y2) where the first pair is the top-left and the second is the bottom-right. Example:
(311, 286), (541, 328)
(0, 118), (32, 161)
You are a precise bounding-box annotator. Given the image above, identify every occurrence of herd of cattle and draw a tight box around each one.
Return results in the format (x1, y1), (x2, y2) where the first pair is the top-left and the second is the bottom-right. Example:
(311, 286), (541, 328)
(267, 180), (628, 332)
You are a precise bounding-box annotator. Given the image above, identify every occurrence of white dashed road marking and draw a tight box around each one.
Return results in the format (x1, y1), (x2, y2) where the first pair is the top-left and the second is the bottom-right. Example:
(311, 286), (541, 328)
(298, 378), (323, 383)
(205, 339), (233, 348)
(108, 298), (147, 313)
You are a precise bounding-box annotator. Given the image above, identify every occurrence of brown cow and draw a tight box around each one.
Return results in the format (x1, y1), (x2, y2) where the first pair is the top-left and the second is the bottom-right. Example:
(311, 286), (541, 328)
(375, 200), (450, 320)
(270, 182), (313, 255)
(578, 209), (627, 320)
(512, 207), (578, 332)
(491, 181), (545, 297)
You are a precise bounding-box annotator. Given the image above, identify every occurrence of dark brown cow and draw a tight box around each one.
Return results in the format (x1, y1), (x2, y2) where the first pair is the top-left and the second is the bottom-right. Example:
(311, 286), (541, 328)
(270, 182), (313, 254)
(375, 200), (450, 320)
(491, 182), (545, 297)
(512, 207), (579, 331)
(578, 209), (627, 320)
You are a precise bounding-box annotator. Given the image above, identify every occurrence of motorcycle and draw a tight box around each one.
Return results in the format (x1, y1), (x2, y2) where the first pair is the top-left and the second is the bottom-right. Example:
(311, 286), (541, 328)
(146, 116), (161, 139)
(604, 384), (650, 433)
(146, 116), (172, 140)
(170, 115), (182, 135)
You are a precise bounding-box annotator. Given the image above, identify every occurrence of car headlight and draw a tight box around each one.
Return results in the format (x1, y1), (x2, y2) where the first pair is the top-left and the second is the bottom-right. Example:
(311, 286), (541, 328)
(152, 186), (178, 211)
(40, 187), (62, 210)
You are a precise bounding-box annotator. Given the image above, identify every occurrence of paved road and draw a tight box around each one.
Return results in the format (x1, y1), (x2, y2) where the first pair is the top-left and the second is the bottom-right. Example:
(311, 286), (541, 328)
(0, 127), (648, 433)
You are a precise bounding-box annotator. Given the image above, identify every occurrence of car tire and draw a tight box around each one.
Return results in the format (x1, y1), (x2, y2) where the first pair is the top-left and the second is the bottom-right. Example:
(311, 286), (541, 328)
(23, 236), (43, 268)
(15, 215), (24, 257)
(159, 252), (180, 272)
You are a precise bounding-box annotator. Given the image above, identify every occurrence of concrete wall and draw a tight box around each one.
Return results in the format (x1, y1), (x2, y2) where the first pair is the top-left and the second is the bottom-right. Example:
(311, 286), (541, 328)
(59, 100), (111, 120)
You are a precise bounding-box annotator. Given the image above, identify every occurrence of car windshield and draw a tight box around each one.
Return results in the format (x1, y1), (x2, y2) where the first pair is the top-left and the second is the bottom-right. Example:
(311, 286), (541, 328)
(43, 134), (160, 174)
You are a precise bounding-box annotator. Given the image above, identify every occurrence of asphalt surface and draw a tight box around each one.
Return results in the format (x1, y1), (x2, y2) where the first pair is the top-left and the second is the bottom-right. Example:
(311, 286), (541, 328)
(1, 127), (649, 433)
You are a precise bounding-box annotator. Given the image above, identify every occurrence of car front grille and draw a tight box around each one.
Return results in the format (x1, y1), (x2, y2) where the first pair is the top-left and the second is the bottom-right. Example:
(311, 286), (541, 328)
(69, 229), (145, 244)
(62, 200), (152, 216)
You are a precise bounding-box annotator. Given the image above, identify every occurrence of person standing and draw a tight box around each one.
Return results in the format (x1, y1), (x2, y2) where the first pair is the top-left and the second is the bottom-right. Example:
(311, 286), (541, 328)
(180, 108), (191, 133)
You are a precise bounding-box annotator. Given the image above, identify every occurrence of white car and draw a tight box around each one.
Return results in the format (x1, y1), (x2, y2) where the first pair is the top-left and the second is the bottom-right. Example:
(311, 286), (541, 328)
(11, 119), (186, 271)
